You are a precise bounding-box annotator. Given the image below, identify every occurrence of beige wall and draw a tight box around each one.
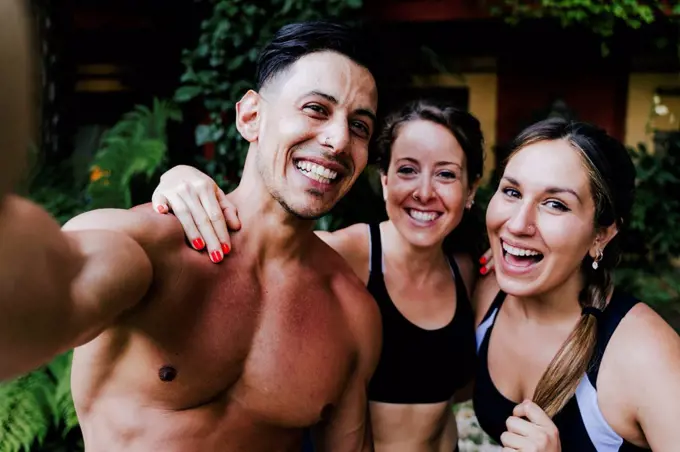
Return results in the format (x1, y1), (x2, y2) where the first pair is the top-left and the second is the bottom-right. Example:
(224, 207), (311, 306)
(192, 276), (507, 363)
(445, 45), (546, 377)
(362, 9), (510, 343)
(411, 73), (498, 180)
(625, 73), (680, 150)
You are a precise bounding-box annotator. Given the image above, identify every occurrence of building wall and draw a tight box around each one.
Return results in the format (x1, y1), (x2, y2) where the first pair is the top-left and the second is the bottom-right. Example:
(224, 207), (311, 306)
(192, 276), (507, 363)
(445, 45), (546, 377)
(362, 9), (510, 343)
(405, 70), (680, 179)
(496, 73), (628, 148)
(411, 73), (498, 180)
(625, 73), (680, 150)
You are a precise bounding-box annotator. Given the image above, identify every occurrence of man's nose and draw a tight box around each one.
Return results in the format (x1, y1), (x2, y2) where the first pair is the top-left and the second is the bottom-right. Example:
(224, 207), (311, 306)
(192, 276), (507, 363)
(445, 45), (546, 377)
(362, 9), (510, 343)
(321, 119), (351, 153)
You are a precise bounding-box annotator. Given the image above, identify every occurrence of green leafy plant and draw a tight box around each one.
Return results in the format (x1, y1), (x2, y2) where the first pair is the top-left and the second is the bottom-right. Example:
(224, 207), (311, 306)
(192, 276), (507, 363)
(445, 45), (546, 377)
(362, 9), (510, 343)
(489, 0), (679, 55)
(615, 136), (680, 319)
(627, 140), (680, 263)
(0, 352), (81, 452)
(23, 98), (182, 224)
(87, 98), (182, 209)
(174, 0), (363, 191)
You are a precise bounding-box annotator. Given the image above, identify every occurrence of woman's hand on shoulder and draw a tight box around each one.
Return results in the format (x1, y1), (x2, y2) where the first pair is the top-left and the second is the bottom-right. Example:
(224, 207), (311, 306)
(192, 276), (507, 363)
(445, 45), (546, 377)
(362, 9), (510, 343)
(479, 247), (495, 276)
(151, 165), (241, 263)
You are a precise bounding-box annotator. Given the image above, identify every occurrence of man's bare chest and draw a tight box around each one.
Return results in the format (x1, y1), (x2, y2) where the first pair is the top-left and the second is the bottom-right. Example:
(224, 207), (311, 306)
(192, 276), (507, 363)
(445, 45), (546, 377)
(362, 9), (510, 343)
(116, 265), (357, 426)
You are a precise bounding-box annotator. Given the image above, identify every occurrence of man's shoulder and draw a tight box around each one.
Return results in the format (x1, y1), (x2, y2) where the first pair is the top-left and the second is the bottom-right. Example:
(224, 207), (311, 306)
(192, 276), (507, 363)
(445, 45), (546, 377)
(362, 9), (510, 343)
(64, 202), (188, 257)
(308, 235), (380, 342)
(312, 237), (382, 375)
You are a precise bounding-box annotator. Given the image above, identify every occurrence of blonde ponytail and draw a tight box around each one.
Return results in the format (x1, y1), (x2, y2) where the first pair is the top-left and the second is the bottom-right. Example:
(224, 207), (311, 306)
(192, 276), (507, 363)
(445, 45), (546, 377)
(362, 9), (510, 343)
(532, 268), (611, 417)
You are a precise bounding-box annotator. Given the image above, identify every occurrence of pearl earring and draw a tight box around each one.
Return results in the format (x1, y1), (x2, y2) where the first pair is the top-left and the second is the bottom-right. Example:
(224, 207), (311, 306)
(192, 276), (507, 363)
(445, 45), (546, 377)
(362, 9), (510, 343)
(592, 249), (603, 270)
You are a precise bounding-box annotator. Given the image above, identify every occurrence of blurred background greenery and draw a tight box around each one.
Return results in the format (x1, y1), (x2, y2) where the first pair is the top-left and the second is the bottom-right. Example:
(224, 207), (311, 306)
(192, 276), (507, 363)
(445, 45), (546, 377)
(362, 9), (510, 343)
(2, 0), (680, 450)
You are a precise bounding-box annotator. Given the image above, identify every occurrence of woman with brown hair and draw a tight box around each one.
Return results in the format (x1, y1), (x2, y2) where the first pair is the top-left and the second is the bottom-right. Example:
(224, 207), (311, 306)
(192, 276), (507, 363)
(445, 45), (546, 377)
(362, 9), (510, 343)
(150, 98), (484, 452)
(473, 118), (680, 451)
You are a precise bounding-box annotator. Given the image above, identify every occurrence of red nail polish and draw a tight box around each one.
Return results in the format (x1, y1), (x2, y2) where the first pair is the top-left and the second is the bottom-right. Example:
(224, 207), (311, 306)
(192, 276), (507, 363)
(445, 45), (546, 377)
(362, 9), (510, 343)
(480, 266), (488, 275)
(222, 243), (231, 255)
(210, 250), (223, 263)
(479, 256), (487, 265)
(192, 238), (205, 250)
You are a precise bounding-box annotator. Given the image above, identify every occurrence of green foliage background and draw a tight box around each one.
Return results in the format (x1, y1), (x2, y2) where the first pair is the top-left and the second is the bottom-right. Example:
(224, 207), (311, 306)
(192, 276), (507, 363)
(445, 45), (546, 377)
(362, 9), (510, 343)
(492, 0), (680, 55)
(2, 0), (680, 450)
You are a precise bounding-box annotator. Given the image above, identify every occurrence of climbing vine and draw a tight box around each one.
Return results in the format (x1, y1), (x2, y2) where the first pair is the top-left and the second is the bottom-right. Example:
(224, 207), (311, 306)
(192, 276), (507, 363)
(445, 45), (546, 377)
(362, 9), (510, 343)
(491, 0), (680, 54)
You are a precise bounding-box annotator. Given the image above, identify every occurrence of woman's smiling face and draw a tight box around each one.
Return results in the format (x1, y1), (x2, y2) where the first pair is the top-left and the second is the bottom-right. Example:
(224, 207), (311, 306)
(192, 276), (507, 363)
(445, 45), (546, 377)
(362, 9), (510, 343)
(382, 119), (475, 249)
(486, 139), (599, 297)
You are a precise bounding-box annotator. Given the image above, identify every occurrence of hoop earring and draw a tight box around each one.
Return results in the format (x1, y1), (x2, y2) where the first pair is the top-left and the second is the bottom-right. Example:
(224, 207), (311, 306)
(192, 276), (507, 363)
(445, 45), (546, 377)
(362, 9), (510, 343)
(592, 249), (603, 270)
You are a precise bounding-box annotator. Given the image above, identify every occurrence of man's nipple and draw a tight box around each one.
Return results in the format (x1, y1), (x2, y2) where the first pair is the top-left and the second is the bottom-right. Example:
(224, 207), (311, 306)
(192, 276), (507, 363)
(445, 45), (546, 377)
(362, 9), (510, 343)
(158, 365), (177, 382)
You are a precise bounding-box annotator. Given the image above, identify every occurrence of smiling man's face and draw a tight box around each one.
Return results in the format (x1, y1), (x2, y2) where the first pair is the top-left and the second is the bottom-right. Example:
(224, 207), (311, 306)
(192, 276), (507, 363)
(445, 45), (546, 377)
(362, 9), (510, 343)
(252, 51), (378, 220)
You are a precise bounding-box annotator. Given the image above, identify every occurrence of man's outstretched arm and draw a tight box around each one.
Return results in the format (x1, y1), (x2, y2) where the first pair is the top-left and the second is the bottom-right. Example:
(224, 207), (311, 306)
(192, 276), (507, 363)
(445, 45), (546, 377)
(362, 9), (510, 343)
(0, 198), (153, 380)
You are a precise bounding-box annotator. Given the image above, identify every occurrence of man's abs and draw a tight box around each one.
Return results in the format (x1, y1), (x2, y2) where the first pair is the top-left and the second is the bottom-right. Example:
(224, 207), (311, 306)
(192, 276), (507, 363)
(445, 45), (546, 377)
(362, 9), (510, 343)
(70, 240), (360, 451)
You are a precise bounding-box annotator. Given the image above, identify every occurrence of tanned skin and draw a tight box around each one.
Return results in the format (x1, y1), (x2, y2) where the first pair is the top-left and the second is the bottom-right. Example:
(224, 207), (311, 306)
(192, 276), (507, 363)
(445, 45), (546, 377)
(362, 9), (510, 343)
(1, 15), (381, 449)
(63, 49), (381, 451)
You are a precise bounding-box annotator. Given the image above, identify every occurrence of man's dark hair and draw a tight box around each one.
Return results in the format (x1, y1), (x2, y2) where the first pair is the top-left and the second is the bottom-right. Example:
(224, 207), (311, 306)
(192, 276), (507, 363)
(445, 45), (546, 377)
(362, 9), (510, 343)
(255, 21), (373, 90)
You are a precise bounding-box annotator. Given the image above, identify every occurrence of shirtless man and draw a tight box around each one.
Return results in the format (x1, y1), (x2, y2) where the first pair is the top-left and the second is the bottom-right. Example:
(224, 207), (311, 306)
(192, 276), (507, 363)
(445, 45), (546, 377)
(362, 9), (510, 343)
(4, 20), (382, 451)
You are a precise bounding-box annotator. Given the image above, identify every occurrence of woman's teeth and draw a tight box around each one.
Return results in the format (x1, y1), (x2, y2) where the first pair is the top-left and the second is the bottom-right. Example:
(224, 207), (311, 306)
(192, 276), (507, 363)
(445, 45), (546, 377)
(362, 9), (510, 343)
(296, 161), (338, 184)
(408, 209), (439, 222)
(502, 242), (541, 257)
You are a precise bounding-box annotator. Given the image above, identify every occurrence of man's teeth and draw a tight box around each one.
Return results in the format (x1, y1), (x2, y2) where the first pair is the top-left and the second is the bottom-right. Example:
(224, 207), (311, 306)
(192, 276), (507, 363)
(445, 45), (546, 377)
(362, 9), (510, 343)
(296, 161), (338, 184)
(408, 209), (439, 222)
(502, 242), (541, 257)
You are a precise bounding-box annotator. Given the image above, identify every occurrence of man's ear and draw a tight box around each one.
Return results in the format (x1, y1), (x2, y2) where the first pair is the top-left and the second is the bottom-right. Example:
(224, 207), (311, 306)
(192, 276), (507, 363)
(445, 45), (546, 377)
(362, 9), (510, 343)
(235, 90), (260, 143)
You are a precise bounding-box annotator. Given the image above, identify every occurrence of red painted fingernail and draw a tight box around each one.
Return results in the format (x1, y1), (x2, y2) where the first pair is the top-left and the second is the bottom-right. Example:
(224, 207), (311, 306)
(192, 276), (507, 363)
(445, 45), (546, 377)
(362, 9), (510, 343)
(222, 243), (231, 255)
(157, 205), (167, 214)
(480, 266), (488, 275)
(210, 250), (223, 263)
(479, 256), (487, 265)
(192, 238), (205, 250)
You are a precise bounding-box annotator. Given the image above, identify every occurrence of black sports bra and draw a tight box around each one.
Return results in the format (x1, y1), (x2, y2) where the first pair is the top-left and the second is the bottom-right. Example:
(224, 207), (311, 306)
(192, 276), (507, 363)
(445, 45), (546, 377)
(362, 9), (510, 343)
(366, 224), (477, 404)
(473, 290), (647, 451)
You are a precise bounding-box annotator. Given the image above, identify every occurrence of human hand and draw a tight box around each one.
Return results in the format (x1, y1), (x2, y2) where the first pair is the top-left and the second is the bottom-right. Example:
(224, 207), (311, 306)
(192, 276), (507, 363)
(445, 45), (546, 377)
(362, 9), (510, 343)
(500, 400), (561, 452)
(479, 248), (495, 276)
(151, 165), (241, 263)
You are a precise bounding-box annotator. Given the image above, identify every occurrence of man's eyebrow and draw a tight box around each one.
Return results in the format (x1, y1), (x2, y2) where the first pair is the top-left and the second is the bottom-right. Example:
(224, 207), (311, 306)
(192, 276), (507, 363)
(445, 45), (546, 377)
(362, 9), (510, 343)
(306, 90), (337, 104)
(304, 90), (376, 124)
(355, 108), (376, 124)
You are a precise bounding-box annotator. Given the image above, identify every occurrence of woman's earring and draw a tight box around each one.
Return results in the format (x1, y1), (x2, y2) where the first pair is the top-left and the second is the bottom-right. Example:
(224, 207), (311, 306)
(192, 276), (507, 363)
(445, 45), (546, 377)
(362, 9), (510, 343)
(592, 249), (603, 270)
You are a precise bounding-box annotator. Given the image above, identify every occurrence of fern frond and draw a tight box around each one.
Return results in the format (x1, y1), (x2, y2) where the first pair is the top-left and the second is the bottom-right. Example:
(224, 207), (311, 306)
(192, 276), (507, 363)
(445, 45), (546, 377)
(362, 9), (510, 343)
(86, 97), (182, 209)
(49, 354), (78, 436)
(43, 352), (78, 435)
(0, 370), (56, 452)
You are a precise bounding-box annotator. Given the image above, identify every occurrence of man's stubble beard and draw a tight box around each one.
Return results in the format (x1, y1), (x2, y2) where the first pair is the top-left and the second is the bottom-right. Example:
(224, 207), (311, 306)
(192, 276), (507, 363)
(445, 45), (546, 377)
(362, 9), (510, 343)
(256, 155), (334, 222)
